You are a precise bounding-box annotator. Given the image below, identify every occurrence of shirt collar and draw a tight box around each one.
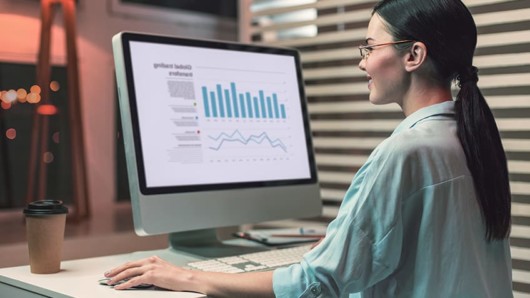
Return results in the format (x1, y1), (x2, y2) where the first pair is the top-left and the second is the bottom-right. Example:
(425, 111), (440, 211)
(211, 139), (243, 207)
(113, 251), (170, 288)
(392, 100), (455, 136)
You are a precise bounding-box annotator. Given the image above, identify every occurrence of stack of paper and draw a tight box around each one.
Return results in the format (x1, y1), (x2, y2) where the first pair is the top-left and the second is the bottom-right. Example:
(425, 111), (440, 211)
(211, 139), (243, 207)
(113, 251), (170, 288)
(234, 227), (326, 246)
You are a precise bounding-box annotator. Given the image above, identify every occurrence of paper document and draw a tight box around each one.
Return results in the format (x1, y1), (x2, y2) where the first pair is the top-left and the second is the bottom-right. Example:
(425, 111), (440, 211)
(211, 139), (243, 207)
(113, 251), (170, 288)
(234, 227), (326, 246)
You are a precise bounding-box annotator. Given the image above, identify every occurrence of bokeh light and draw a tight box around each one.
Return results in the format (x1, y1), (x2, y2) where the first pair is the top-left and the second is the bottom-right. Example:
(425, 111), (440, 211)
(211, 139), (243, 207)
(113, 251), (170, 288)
(50, 81), (60, 92)
(52, 131), (60, 144)
(6, 128), (16, 140)
(30, 85), (41, 94)
(1, 101), (11, 110)
(26, 92), (41, 104)
(37, 104), (58, 115)
(1, 91), (8, 103)
(17, 88), (28, 102)
(5, 90), (17, 102)
(43, 152), (54, 164)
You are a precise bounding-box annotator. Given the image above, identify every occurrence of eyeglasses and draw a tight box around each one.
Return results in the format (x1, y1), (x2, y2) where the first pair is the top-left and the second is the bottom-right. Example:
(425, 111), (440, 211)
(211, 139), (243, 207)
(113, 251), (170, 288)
(358, 40), (415, 60)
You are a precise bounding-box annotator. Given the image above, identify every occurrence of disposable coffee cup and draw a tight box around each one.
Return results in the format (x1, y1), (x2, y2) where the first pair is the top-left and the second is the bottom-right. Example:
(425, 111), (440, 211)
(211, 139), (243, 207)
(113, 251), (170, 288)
(23, 200), (68, 274)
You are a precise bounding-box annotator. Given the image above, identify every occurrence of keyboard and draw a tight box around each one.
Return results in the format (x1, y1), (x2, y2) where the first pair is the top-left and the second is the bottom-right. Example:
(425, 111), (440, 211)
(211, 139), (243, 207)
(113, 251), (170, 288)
(186, 244), (311, 273)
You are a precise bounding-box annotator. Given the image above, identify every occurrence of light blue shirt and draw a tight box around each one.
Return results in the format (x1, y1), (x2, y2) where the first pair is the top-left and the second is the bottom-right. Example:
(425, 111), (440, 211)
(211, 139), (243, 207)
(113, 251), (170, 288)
(273, 101), (512, 298)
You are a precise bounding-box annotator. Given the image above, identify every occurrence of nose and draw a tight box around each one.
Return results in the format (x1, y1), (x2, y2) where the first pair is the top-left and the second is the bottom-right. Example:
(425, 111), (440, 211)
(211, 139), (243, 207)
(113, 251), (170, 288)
(358, 57), (366, 71)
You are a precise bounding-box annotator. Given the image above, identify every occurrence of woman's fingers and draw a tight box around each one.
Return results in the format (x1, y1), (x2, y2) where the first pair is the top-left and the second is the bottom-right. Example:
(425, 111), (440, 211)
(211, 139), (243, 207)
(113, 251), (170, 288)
(113, 274), (150, 290)
(104, 256), (171, 290)
(107, 266), (147, 286)
(105, 259), (146, 277)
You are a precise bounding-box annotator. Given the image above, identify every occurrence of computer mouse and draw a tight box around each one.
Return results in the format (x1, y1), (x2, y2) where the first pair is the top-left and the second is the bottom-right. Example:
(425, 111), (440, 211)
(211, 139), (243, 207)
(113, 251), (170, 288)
(98, 277), (153, 289)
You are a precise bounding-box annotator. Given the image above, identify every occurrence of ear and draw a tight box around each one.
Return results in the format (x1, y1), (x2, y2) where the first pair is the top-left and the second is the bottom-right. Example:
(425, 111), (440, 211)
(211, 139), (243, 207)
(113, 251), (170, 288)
(404, 41), (427, 73)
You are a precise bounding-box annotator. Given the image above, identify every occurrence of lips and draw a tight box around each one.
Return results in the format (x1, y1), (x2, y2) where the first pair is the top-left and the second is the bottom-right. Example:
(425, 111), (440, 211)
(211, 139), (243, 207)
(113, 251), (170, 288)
(367, 75), (373, 90)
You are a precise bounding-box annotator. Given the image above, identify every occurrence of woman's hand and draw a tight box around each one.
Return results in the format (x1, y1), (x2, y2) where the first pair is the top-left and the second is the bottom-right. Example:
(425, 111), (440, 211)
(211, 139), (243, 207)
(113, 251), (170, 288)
(105, 256), (275, 296)
(104, 256), (194, 291)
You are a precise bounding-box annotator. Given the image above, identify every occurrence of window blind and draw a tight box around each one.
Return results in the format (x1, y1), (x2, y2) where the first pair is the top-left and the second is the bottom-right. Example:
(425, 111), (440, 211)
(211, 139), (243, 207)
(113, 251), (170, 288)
(239, 0), (530, 295)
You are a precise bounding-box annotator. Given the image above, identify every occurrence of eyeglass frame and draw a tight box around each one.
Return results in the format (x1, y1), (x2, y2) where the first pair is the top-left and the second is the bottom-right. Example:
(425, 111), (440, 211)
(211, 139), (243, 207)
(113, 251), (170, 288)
(358, 40), (415, 60)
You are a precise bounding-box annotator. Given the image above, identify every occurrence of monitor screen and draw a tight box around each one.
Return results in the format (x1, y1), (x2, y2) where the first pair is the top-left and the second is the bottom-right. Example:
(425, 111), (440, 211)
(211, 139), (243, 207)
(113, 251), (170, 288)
(112, 32), (321, 238)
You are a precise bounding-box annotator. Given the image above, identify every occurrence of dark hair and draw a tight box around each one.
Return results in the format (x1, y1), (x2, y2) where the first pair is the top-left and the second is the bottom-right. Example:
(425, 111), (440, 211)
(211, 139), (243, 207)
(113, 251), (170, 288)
(373, 0), (511, 241)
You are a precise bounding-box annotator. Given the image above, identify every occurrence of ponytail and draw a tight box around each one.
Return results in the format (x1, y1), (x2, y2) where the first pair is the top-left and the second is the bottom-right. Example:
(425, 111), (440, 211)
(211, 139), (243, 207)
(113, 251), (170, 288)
(455, 66), (511, 241)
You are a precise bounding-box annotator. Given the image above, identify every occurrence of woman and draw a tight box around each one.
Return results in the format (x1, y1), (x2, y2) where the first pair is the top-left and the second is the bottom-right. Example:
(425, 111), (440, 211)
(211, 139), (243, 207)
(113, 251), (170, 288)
(104, 0), (513, 296)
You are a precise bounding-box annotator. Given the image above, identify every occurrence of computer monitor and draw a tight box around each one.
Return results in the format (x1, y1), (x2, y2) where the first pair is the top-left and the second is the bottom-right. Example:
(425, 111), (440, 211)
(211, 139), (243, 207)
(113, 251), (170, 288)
(112, 32), (321, 255)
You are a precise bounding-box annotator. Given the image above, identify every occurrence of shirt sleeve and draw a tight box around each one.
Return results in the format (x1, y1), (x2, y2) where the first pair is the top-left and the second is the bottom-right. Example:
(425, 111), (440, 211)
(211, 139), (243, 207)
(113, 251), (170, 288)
(273, 140), (408, 297)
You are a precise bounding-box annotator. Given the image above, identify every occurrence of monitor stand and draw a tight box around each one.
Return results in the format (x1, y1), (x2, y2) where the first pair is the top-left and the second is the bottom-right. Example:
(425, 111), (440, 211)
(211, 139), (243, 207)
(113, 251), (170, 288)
(168, 228), (268, 258)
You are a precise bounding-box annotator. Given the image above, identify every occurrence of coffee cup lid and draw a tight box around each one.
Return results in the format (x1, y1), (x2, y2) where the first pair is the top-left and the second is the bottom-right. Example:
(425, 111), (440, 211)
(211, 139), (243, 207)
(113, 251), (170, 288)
(24, 200), (68, 216)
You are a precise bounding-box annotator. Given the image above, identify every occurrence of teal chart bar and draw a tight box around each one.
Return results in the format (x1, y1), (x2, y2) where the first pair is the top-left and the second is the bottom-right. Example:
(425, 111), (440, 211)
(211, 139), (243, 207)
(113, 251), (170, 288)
(201, 82), (286, 119)
(202, 87), (210, 117)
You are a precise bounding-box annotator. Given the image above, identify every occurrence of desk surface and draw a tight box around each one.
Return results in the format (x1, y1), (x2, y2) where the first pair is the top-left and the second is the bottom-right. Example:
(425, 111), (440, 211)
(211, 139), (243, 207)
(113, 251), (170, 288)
(0, 248), (207, 298)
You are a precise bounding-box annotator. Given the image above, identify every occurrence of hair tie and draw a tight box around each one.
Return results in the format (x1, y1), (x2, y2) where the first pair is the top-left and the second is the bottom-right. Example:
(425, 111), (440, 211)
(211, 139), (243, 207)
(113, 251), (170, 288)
(458, 66), (479, 87)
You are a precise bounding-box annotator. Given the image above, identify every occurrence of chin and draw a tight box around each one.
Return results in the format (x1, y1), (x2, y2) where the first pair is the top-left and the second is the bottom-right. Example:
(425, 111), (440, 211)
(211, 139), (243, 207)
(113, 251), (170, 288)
(369, 92), (396, 106)
(368, 95), (385, 105)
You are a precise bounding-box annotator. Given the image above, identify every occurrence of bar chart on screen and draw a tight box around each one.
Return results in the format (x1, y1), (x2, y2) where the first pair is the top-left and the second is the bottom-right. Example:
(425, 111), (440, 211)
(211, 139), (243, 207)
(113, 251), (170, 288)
(200, 82), (287, 120)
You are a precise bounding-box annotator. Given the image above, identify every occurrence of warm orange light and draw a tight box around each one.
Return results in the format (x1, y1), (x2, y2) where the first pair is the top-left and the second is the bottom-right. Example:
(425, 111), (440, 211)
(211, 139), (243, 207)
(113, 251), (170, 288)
(50, 81), (60, 92)
(17, 88), (28, 102)
(26, 93), (37, 103)
(1, 101), (11, 110)
(26, 93), (41, 104)
(1, 90), (16, 103)
(37, 104), (58, 115)
(30, 85), (41, 94)
(6, 128), (16, 140)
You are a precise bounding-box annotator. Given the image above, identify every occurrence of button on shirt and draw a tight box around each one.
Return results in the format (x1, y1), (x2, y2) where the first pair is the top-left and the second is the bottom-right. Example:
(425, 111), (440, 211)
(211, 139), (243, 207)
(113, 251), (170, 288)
(273, 101), (512, 298)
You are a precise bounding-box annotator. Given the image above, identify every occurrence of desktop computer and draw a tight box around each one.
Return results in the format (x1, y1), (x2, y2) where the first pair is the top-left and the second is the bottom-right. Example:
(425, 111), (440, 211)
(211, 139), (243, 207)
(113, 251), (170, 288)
(0, 32), (323, 298)
(112, 32), (322, 257)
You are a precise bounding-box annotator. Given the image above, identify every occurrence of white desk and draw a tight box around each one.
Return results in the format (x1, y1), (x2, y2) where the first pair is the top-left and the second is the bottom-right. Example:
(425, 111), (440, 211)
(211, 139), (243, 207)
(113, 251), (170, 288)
(0, 248), (208, 298)
(0, 236), (273, 298)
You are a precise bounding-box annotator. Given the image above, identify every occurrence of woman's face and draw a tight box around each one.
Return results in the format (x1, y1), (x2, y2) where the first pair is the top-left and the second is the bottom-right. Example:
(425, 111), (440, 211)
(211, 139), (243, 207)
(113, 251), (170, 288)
(359, 14), (409, 106)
